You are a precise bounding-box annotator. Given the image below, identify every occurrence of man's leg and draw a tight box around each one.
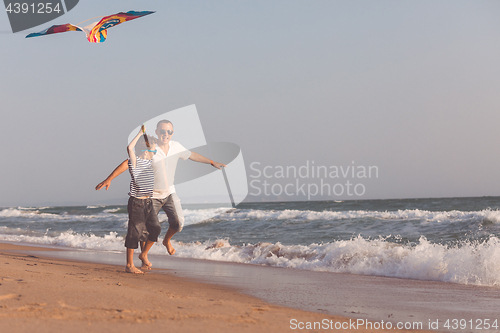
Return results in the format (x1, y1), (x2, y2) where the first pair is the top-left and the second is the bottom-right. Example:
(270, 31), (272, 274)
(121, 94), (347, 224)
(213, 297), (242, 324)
(161, 193), (184, 255)
(139, 199), (161, 268)
(162, 227), (177, 255)
(139, 240), (155, 269)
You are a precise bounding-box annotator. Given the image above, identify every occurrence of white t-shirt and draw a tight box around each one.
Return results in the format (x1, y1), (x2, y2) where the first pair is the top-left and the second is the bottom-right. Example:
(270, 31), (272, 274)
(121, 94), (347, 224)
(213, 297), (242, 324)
(151, 140), (191, 199)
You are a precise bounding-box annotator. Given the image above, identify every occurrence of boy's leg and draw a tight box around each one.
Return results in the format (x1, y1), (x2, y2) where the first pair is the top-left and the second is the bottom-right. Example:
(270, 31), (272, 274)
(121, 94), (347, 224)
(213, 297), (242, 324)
(125, 197), (148, 274)
(126, 248), (143, 274)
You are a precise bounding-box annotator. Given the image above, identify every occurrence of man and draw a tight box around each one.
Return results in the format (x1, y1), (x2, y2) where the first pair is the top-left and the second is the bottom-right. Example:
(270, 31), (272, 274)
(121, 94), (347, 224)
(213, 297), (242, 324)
(96, 120), (226, 263)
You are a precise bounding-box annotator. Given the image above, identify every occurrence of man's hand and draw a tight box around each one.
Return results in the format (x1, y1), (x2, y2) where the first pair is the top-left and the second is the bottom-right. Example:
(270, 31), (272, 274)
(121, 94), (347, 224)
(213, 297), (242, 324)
(95, 179), (111, 191)
(189, 152), (227, 170)
(211, 161), (227, 170)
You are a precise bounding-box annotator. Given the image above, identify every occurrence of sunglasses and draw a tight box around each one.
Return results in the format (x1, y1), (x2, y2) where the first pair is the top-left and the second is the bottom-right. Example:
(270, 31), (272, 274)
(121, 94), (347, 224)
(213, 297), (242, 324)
(159, 129), (173, 135)
(141, 149), (157, 154)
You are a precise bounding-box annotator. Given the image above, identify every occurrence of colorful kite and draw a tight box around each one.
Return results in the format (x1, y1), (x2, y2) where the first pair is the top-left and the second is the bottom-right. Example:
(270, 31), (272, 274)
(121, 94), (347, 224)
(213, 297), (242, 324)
(26, 11), (155, 43)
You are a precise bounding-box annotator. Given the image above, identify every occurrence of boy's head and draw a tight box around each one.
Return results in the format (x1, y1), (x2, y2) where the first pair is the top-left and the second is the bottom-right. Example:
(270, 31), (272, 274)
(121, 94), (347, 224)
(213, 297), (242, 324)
(135, 135), (157, 159)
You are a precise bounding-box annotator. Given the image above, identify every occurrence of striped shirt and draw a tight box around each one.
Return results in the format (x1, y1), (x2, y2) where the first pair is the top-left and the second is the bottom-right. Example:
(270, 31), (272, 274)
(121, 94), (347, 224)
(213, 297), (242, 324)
(128, 158), (154, 198)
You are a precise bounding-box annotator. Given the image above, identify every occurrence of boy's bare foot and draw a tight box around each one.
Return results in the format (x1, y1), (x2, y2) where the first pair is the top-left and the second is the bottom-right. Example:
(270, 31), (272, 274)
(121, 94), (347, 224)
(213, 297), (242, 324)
(138, 253), (152, 270)
(162, 239), (176, 255)
(125, 265), (144, 274)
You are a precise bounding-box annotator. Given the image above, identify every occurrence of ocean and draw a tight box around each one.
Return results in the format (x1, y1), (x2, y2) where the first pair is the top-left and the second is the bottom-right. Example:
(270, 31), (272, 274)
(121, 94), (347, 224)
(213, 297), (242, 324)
(2, 196), (500, 287)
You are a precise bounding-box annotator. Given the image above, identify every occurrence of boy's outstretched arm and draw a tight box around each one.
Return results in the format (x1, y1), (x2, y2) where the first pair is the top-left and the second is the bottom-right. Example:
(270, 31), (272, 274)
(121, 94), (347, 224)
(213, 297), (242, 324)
(127, 126), (146, 169)
(95, 159), (128, 190)
(96, 126), (146, 191)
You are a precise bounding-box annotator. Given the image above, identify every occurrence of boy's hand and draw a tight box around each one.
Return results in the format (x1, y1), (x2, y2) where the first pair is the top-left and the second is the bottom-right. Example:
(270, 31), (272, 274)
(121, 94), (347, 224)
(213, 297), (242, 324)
(95, 179), (111, 190)
(141, 125), (151, 148)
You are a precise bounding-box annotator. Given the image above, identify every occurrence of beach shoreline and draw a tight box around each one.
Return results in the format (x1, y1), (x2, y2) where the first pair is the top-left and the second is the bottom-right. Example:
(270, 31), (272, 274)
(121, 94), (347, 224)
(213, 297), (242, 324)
(0, 242), (433, 332)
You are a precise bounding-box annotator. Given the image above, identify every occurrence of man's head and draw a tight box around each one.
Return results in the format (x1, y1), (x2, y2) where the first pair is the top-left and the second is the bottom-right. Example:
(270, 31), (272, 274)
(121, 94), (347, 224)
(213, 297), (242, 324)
(156, 120), (174, 146)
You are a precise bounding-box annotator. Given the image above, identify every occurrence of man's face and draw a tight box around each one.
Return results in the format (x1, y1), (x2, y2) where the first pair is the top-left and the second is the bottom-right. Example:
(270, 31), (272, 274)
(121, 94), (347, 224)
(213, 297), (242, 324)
(156, 122), (174, 145)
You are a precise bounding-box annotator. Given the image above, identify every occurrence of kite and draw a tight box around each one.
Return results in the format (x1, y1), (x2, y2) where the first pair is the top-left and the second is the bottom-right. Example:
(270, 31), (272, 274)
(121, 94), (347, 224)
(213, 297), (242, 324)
(25, 10), (155, 43)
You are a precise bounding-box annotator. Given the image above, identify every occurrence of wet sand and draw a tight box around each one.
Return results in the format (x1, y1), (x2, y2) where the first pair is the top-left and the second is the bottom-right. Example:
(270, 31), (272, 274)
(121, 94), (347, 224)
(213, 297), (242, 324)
(24, 242), (500, 333)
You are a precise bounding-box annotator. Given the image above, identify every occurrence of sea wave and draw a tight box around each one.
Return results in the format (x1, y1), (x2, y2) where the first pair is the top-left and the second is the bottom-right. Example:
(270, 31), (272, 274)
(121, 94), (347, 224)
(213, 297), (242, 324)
(0, 232), (125, 251)
(3, 206), (500, 225)
(0, 207), (232, 226)
(1, 231), (499, 287)
(0, 208), (127, 222)
(216, 208), (500, 225)
(174, 235), (500, 286)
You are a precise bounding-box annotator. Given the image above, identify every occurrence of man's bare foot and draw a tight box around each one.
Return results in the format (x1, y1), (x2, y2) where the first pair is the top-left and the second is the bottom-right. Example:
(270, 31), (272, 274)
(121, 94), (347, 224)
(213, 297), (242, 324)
(138, 253), (152, 270)
(162, 239), (176, 255)
(125, 265), (144, 274)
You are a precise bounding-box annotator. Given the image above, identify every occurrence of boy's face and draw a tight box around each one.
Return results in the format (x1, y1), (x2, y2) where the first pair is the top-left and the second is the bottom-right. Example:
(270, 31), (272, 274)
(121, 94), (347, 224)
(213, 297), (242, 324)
(142, 143), (157, 160)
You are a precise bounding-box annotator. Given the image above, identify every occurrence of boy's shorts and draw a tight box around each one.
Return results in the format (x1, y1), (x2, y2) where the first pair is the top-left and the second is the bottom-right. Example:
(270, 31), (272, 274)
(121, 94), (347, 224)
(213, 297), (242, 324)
(125, 196), (155, 249)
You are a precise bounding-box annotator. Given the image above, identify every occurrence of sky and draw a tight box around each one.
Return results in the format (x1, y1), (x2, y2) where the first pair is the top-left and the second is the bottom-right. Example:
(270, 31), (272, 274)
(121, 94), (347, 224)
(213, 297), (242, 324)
(1, 0), (500, 207)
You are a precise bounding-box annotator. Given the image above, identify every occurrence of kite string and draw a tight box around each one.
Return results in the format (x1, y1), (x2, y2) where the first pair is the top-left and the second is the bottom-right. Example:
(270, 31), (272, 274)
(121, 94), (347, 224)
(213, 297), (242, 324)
(75, 16), (105, 26)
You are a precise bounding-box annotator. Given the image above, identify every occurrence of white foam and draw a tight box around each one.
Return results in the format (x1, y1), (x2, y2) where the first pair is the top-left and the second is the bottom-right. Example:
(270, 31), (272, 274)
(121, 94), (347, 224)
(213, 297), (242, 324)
(156, 207), (232, 226)
(103, 208), (120, 213)
(0, 206), (232, 226)
(483, 210), (500, 224)
(0, 231), (125, 251)
(0, 208), (59, 218)
(0, 208), (128, 223)
(217, 208), (500, 225)
(0, 208), (25, 217)
(2, 231), (499, 287)
(171, 236), (500, 286)
(4, 206), (499, 226)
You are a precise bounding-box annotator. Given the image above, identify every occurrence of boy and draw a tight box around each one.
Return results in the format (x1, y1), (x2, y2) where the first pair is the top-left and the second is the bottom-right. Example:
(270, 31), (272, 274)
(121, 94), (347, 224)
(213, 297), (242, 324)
(125, 125), (157, 274)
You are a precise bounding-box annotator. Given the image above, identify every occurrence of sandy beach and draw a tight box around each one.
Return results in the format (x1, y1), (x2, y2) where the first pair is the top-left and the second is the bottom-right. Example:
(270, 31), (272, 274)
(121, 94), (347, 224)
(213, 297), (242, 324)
(0, 242), (432, 333)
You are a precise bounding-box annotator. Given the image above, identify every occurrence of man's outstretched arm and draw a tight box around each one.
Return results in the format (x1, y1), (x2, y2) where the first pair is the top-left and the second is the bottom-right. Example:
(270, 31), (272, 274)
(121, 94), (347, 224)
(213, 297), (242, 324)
(188, 152), (227, 169)
(95, 159), (128, 190)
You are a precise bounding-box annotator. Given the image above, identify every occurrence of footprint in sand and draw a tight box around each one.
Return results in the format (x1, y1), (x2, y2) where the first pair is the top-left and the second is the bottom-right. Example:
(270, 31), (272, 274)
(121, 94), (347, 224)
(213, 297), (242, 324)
(0, 294), (21, 300)
(252, 306), (270, 312)
(1, 277), (24, 282)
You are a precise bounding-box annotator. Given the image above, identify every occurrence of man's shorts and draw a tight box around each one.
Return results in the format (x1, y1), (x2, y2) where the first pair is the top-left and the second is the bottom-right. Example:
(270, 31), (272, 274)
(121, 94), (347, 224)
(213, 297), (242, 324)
(125, 196), (156, 249)
(153, 193), (184, 232)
